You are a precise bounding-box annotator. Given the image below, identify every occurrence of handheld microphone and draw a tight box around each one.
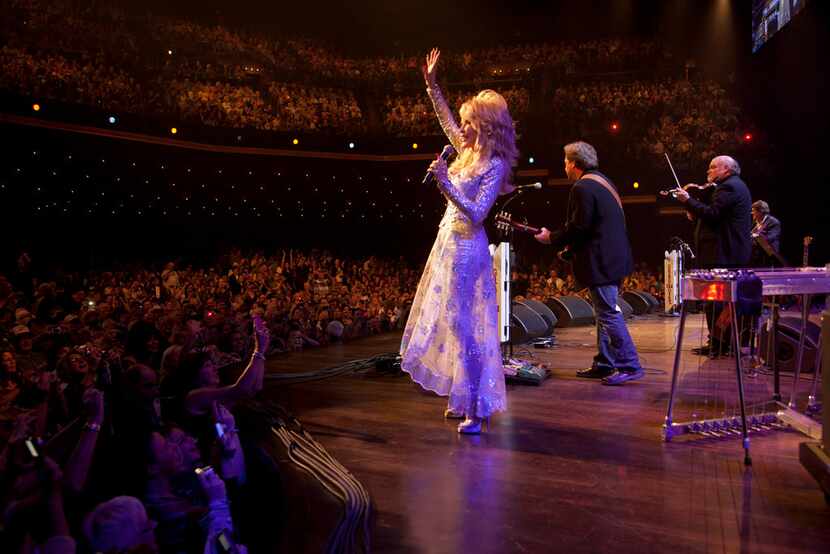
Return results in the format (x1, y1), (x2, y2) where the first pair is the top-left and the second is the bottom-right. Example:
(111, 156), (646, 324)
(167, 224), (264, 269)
(515, 182), (543, 191)
(422, 144), (456, 185)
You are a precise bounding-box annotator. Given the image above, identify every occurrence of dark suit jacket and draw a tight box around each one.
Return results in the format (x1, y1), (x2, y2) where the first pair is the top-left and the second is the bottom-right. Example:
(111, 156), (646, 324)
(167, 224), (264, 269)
(750, 214), (783, 266)
(755, 214), (781, 252)
(549, 170), (633, 287)
(684, 174), (752, 268)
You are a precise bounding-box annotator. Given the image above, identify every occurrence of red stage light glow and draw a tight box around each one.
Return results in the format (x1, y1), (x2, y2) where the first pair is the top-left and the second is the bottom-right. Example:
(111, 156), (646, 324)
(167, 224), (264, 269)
(701, 283), (726, 301)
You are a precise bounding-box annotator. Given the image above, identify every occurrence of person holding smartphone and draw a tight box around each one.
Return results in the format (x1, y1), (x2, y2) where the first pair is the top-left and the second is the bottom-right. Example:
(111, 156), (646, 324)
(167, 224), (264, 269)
(183, 315), (269, 418)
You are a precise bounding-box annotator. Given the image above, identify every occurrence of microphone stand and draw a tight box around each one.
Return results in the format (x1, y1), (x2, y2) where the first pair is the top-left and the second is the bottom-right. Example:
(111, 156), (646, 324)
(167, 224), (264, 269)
(499, 187), (528, 217)
(494, 188), (540, 362)
(494, 189), (529, 363)
(664, 237), (693, 317)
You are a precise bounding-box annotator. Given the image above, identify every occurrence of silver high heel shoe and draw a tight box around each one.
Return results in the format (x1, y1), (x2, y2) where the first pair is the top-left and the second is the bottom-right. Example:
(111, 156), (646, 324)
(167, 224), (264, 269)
(457, 416), (489, 434)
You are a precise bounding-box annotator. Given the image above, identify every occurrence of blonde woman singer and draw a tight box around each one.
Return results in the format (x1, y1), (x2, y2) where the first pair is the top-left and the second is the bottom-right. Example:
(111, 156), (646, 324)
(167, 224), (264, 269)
(400, 48), (518, 434)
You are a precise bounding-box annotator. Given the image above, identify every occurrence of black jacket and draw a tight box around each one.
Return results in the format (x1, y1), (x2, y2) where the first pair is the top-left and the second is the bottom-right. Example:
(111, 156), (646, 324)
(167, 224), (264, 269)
(750, 214), (783, 266)
(684, 174), (752, 268)
(549, 170), (634, 287)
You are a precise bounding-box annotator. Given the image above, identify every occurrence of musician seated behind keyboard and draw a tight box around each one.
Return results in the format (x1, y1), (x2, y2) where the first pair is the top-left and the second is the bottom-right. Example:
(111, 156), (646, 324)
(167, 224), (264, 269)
(750, 200), (783, 267)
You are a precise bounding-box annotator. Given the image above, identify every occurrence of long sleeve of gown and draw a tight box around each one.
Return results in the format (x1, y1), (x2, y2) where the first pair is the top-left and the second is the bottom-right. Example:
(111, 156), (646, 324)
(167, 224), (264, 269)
(426, 84), (463, 152)
(437, 158), (505, 226)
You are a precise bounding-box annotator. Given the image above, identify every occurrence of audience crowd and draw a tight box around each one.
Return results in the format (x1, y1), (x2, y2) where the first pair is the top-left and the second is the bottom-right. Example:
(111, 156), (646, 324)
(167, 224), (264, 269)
(383, 85), (531, 137)
(1, 0), (741, 158)
(550, 79), (742, 165)
(513, 261), (664, 305)
(0, 248), (422, 552)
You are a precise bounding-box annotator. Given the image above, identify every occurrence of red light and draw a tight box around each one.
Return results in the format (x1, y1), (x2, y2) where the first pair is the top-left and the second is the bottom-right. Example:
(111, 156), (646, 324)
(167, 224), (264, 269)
(610, 122), (619, 132)
(743, 133), (753, 142)
(701, 283), (726, 301)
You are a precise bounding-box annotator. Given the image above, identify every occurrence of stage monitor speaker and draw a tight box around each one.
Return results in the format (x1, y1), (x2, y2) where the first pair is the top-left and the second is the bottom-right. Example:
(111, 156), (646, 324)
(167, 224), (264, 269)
(510, 302), (548, 345)
(517, 299), (558, 335)
(640, 290), (660, 310)
(545, 296), (595, 327)
(622, 290), (659, 314)
(617, 297), (634, 319)
(759, 316), (821, 373)
(622, 291), (649, 315)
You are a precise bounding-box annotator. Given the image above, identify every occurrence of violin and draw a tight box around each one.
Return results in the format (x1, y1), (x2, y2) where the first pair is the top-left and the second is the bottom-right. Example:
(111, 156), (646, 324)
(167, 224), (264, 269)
(658, 152), (715, 200)
(659, 182), (715, 199)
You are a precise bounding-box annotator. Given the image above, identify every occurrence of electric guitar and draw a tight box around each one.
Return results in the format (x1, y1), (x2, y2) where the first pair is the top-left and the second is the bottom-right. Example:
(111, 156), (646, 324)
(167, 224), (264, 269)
(495, 212), (572, 262)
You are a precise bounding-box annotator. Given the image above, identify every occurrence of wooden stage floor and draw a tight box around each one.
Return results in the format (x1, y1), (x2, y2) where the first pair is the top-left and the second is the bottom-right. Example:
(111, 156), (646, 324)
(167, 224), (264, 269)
(263, 314), (828, 554)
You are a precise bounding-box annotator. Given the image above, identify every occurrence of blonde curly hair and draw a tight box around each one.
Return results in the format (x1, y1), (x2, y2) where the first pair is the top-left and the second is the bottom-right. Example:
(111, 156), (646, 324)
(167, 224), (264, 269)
(450, 89), (519, 194)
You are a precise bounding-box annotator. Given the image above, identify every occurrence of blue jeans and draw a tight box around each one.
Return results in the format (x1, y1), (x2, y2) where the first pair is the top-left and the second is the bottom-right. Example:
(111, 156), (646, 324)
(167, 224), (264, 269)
(589, 284), (641, 372)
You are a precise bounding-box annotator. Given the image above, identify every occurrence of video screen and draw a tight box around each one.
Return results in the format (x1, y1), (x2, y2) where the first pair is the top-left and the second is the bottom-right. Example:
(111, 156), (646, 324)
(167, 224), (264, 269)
(752, 0), (808, 52)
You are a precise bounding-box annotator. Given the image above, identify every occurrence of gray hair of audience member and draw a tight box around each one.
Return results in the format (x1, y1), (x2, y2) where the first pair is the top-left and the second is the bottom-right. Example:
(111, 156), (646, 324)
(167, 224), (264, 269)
(752, 200), (770, 215)
(714, 155), (741, 176)
(83, 496), (154, 553)
(563, 141), (599, 170)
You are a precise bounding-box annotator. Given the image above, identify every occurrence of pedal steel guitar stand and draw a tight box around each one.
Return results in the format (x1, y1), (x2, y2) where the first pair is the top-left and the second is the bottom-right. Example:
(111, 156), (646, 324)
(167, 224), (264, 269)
(663, 267), (830, 465)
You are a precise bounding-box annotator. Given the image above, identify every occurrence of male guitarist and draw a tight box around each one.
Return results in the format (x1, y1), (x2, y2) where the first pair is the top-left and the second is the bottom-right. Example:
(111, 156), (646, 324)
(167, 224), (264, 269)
(534, 141), (643, 385)
(750, 200), (784, 266)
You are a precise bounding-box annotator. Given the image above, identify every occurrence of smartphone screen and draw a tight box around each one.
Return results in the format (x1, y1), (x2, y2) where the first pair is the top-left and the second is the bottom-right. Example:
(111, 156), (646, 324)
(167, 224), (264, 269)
(217, 532), (232, 552)
(25, 438), (40, 459)
(215, 422), (225, 438)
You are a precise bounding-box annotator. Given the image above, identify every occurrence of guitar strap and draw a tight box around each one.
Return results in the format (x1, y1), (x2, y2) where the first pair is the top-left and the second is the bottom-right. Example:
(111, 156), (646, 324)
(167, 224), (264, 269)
(581, 173), (625, 221)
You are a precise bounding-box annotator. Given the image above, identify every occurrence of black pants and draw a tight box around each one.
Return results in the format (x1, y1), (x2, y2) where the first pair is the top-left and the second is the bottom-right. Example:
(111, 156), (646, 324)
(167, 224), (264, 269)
(705, 301), (755, 349)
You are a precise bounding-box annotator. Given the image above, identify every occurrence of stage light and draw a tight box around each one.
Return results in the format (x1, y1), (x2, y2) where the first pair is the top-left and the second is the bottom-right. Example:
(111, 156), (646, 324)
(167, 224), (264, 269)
(412, 143), (418, 150)
(633, 182), (639, 189)
(743, 133), (753, 142)
(528, 157), (535, 164)
(292, 138), (299, 145)
(32, 103), (40, 112)
(167, 49), (173, 56)
(610, 122), (620, 132)
(108, 115), (117, 125)
(348, 142), (355, 149)
(170, 127), (178, 134)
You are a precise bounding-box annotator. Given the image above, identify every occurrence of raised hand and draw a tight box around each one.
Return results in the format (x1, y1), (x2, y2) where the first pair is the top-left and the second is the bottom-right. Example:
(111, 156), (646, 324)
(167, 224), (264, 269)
(82, 388), (104, 426)
(422, 47), (440, 87)
(252, 315), (270, 354)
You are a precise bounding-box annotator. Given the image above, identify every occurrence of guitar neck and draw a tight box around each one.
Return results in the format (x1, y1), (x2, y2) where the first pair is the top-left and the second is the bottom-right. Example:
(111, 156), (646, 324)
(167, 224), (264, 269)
(803, 237), (812, 267)
(513, 223), (541, 235)
(495, 214), (541, 235)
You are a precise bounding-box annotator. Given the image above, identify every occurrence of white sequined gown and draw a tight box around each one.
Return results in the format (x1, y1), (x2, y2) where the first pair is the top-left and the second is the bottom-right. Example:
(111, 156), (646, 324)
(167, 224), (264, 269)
(400, 85), (507, 418)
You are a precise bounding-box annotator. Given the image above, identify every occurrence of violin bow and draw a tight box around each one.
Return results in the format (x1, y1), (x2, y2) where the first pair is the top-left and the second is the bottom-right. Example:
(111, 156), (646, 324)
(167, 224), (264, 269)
(664, 153), (684, 194)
